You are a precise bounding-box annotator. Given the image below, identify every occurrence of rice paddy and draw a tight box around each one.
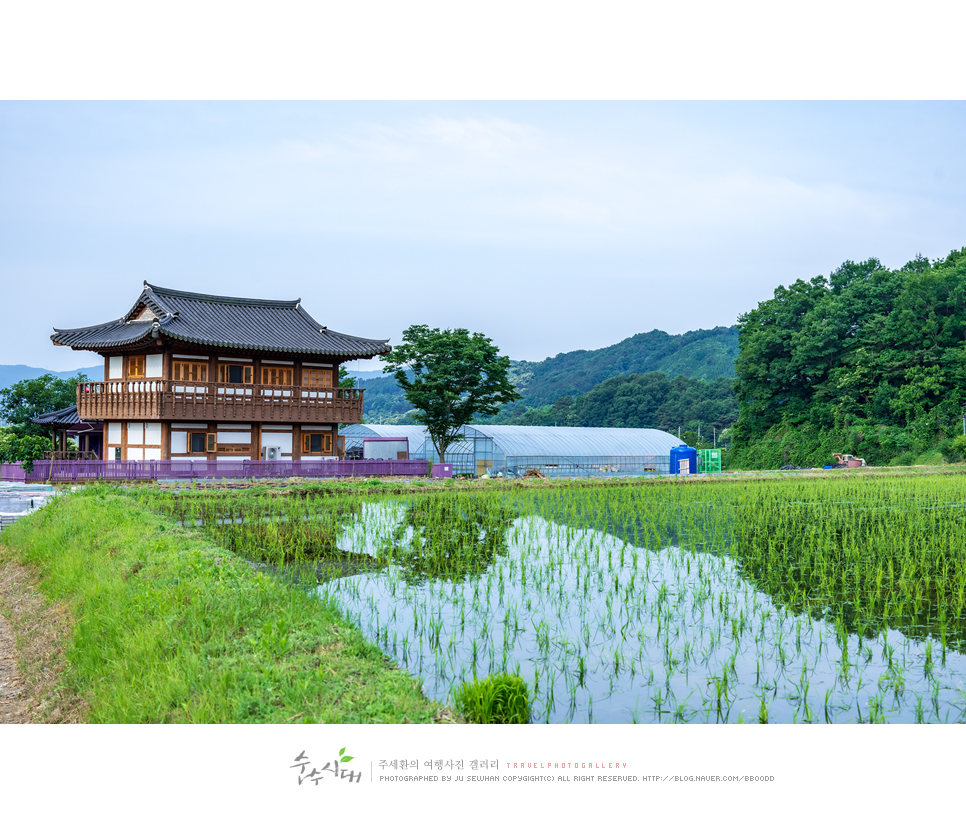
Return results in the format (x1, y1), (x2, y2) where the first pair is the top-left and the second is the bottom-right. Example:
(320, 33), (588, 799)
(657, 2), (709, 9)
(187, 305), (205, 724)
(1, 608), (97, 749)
(141, 473), (966, 723)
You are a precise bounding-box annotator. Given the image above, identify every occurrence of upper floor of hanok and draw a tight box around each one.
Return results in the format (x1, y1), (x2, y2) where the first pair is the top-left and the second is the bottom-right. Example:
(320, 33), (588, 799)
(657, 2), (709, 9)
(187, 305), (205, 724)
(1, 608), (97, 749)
(51, 282), (390, 424)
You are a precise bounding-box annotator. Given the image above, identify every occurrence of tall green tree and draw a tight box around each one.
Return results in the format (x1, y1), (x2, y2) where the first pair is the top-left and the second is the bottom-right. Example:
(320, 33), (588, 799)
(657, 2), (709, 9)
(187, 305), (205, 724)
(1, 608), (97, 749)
(381, 325), (520, 462)
(730, 247), (966, 467)
(0, 373), (87, 438)
(338, 366), (355, 389)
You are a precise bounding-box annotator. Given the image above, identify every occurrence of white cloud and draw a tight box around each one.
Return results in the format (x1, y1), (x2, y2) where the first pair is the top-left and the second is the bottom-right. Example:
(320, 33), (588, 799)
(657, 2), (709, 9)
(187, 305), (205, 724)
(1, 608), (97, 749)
(413, 116), (541, 157)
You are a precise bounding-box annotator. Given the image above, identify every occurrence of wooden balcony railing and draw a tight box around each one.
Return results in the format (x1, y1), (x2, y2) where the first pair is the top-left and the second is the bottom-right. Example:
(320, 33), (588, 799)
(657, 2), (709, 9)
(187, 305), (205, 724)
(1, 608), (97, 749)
(76, 381), (364, 424)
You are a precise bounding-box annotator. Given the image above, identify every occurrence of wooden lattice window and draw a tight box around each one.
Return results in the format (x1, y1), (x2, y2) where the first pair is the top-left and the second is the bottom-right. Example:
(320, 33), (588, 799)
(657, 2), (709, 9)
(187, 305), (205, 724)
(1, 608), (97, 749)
(302, 433), (332, 454)
(128, 355), (146, 378)
(173, 361), (208, 382)
(218, 364), (253, 384)
(302, 369), (333, 388)
(261, 366), (293, 386)
(189, 432), (217, 453)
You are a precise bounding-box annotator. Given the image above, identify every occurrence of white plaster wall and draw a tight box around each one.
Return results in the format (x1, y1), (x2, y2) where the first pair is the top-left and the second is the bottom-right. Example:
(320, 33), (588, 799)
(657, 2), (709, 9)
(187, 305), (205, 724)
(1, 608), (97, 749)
(145, 423), (162, 445)
(127, 422), (144, 444)
(146, 354), (163, 378)
(109, 356), (123, 379)
(170, 432), (187, 454)
(107, 423), (122, 444)
(217, 431), (252, 443)
(128, 447), (144, 461)
(144, 447), (162, 460)
(263, 433), (292, 453)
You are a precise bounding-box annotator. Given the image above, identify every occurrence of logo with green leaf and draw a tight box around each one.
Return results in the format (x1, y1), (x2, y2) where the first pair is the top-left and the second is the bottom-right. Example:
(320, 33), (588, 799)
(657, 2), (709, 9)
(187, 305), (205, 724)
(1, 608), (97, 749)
(339, 747), (354, 763)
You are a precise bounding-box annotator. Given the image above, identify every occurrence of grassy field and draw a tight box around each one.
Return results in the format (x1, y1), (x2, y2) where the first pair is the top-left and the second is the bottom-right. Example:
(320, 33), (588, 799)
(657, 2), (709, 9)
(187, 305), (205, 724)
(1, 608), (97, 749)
(135, 468), (966, 723)
(0, 485), (448, 723)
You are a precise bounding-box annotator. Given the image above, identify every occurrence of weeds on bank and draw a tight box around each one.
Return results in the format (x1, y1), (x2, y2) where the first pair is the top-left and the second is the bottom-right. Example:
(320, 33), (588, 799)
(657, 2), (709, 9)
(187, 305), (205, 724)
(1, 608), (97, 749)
(0, 485), (445, 724)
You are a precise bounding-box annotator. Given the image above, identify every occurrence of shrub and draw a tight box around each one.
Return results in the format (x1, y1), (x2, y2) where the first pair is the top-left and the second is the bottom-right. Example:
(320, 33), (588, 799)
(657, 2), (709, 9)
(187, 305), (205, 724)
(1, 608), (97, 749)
(939, 435), (966, 463)
(452, 673), (531, 724)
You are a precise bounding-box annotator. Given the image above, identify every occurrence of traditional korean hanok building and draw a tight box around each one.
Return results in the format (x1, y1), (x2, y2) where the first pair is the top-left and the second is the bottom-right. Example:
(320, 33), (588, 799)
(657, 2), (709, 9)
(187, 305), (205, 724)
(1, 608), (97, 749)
(51, 283), (389, 462)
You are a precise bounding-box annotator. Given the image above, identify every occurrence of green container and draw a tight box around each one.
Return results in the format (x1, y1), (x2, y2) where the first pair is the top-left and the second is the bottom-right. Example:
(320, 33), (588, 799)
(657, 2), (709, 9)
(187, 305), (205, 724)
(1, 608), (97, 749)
(698, 448), (722, 473)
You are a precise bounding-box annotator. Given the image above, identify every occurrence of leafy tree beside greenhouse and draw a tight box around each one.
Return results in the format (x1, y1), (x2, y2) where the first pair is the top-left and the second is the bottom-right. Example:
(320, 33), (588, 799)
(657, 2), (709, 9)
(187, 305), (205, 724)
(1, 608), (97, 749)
(381, 325), (520, 463)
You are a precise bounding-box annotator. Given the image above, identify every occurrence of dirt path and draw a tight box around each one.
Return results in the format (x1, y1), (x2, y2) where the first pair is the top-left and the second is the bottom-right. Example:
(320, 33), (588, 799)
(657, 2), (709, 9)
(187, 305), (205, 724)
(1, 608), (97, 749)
(0, 601), (30, 723)
(0, 555), (86, 723)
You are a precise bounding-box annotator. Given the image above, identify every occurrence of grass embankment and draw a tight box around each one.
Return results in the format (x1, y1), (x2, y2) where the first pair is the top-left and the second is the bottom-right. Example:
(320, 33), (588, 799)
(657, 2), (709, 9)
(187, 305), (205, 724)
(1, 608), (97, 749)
(0, 485), (447, 724)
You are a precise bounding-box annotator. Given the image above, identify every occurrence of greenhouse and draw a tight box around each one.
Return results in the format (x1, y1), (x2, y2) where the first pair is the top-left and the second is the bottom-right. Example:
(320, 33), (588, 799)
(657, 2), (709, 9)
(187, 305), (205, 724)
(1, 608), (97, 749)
(340, 423), (687, 478)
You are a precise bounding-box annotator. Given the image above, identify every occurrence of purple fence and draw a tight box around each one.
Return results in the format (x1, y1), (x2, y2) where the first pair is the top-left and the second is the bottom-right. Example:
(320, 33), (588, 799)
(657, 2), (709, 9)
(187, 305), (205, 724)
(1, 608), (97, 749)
(1, 459), (430, 483)
(0, 463), (27, 482)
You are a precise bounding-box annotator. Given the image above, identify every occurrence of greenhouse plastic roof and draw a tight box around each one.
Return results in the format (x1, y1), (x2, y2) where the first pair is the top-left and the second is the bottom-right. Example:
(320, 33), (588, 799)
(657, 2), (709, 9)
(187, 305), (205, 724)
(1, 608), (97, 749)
(340, 423), (682, 457)
(461, 425), (682, 457)
(340, 424), (433, 447)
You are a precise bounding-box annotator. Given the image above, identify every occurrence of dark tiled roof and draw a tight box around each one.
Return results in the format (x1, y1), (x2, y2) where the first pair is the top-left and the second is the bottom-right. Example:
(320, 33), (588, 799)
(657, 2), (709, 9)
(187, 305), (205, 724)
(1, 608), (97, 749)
(32, 405), (102, 432)
(51, 283), (391, 357)
(32, 405), (83, 425)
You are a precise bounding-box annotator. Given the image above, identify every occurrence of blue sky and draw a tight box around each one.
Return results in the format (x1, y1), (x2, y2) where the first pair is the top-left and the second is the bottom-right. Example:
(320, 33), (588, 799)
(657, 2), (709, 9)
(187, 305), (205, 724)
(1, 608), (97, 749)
(2, 100), (964, 372)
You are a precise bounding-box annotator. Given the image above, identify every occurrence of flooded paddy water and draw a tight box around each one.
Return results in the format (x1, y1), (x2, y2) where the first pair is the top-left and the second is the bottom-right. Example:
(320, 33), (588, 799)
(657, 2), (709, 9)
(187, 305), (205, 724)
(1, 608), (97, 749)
(143, 474), (966, 723)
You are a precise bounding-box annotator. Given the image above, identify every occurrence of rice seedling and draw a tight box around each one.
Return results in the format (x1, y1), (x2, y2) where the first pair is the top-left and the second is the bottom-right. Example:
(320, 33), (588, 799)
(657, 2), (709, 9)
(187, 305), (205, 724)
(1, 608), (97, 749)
(143, 472), (966, 723)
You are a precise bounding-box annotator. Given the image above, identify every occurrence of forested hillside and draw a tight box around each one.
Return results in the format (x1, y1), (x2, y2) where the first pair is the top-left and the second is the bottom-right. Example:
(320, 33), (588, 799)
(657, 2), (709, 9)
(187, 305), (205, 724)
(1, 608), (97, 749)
(729, 247), (966, 468)
(360, 326), (739, 427)
(506, 326), (738, 410)
(485, 372), (737, 439)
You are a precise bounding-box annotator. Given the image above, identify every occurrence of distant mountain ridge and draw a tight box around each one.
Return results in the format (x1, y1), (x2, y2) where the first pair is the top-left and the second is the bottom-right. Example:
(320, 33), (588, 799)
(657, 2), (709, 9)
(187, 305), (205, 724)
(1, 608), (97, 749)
(506, 326), (739, 410)
(0, 363), (103, 389)
(358, 325), (739, 424)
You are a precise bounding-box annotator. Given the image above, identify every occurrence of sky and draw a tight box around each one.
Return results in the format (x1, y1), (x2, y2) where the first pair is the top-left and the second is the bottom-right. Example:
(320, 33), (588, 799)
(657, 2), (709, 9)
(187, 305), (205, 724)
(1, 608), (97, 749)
(2, 100), (965, 373)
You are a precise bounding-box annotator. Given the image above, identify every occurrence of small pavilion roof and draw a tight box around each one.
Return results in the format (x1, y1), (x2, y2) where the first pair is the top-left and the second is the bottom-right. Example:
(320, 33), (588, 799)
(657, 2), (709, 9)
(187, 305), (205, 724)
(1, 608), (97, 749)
(32, 405), (85, 426)
(31, 405), (101, 433)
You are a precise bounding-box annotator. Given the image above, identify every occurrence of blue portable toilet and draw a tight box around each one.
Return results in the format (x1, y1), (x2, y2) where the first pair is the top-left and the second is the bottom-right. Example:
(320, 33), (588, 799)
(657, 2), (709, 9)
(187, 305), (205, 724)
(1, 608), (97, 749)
(669, 444), (698, 475)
